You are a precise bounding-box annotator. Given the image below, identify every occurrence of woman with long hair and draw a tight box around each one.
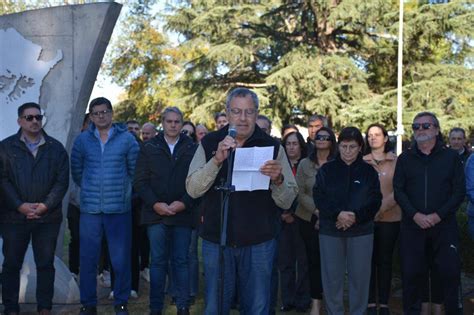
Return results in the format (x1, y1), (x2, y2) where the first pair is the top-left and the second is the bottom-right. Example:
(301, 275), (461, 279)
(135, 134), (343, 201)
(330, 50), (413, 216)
(363, 123), (401, 315)
(295, 127), (337, 315)
(277, 131), (311, 312)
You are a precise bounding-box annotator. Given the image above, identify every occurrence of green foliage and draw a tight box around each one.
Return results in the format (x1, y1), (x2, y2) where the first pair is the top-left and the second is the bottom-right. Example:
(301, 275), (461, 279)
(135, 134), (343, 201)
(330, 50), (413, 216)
(4, 1), (472, 135)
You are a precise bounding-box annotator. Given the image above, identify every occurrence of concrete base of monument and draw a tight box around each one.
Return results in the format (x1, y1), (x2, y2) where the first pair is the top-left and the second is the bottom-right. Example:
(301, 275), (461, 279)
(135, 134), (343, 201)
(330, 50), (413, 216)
(0, 239), (80, 305)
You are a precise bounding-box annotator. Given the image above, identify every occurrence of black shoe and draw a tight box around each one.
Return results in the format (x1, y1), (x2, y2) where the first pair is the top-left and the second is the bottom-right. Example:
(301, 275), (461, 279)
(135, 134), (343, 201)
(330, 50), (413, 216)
(367, 306), (377, 315)
(170, 296), (177, 305)
(280, 304), (295, 312)
(114, 304), (129, 315)
(189, 295), (196, 305)
(177, 307), (190, 315)
(296, 305), (309, 313)
(149, 312), (161, 315)
(79, 306), (97, 315)
(379, 307), (390, 315)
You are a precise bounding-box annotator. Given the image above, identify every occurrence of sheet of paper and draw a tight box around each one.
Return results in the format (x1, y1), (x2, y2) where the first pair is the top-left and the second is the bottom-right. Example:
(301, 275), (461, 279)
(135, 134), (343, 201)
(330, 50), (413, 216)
(232, 146), (274, 191)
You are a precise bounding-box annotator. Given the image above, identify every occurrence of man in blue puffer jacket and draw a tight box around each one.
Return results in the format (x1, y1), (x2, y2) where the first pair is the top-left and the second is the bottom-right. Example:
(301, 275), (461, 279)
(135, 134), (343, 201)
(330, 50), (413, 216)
(71, 97), (139, 315)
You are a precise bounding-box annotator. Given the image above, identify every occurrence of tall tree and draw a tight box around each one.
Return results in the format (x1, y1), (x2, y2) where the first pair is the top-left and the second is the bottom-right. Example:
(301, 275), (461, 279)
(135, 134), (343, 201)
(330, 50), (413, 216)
(160, 0), (473, 135)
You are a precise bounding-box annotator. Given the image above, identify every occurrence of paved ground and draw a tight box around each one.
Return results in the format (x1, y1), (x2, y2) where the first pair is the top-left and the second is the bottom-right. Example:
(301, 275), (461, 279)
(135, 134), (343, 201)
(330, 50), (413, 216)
(5, 273), (474, 314)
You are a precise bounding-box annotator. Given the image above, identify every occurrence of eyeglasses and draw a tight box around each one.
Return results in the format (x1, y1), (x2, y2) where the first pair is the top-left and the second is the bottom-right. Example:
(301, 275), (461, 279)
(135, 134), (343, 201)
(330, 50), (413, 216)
(22, 115), (43, 122)
(315, 135), (331, 141)
(412, 122), (436, 131)
(91, 109), (112, 117)
(229, 108), (257, 117)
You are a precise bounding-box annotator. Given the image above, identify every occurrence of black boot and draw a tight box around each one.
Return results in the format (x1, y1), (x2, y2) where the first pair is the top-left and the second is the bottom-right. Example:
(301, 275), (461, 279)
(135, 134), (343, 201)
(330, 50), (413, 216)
(79, 306), (97, 315)
(177, 307), (190, 315)
(114, 304), (129, 315)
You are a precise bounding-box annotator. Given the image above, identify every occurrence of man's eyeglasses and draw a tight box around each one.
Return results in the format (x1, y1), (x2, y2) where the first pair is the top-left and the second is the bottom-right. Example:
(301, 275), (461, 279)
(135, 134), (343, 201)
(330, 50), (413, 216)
(91, 109), (112, 117)
(412, 122), (435, 131)
(229, 108), (257, 117)
(22, 115), (43, 122)
(315, 135), (331, 141)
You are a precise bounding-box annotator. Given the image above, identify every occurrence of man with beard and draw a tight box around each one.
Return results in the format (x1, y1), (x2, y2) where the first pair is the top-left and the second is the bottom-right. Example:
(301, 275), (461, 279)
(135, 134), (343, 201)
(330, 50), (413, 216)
(393, 112), (465, 315)
(1, 102), (69, 315)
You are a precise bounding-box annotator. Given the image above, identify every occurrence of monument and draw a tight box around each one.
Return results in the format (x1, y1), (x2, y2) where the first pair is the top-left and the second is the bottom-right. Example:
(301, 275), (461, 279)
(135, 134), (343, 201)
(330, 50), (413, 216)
(0, 2), (122, 304)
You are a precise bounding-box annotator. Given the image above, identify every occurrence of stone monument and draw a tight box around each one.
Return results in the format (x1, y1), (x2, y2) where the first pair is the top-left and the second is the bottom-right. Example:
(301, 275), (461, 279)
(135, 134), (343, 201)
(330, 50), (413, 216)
(0, 2), (122, 304)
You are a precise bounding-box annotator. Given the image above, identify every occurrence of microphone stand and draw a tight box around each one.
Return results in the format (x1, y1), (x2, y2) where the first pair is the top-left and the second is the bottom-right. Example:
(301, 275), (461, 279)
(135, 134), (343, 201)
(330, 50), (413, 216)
(214, 148), (235, 315)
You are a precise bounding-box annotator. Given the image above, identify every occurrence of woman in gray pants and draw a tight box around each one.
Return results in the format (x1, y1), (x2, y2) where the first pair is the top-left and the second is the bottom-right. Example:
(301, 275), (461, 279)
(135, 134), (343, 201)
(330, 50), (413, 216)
(313, 127), (382, 315)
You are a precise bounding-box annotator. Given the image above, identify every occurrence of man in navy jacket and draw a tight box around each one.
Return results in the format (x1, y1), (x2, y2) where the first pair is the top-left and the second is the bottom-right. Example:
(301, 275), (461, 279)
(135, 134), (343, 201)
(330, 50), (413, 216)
(71, 97), (139, 315)
(134, 107), (197, 315)
(1, 102), (69, 315)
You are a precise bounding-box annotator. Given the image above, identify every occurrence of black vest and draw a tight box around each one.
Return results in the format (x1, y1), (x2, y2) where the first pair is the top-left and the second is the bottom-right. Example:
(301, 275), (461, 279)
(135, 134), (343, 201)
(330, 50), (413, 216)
(200, 125), (280, 247)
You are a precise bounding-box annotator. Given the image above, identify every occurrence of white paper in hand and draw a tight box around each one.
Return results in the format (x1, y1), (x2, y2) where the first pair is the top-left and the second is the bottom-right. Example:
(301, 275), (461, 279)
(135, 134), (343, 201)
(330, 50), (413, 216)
(231, 146), (274, 191)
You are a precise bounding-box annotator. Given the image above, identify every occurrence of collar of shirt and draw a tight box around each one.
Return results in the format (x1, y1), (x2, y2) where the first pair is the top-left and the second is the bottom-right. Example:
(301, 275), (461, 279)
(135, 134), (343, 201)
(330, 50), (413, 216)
(20, 132), (45, 157)
(94, 126), (115, 153)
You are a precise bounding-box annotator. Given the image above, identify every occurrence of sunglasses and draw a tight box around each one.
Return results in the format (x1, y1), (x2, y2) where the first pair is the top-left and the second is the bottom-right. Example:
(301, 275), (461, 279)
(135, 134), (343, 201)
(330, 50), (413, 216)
(412, 122), (435, 131)
(315, 135), (331, 141)
(22, 114), (43, 122)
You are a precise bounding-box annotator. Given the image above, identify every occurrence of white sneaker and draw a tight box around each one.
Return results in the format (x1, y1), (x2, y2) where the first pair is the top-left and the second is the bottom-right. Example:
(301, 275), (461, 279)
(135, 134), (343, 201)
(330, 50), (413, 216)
(99, 270), (111, 288)
(140, 268), (150, 282)
(130, 290), (138, 299)
(108, 291), (114, 300)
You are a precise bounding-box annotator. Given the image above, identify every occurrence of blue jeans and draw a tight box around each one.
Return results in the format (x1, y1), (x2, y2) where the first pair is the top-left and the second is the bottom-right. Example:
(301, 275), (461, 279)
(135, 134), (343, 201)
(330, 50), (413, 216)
(202, 239), (276, 315)
(148, 224), (192, 312)
(79, 212), (131, 307)
(168, 228), (198, 298)
(1, 223), (60, 313)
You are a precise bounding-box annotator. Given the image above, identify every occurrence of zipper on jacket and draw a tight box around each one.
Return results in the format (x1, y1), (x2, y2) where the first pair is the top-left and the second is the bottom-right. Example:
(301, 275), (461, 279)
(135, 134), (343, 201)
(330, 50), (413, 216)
(424, 165), (428, 211)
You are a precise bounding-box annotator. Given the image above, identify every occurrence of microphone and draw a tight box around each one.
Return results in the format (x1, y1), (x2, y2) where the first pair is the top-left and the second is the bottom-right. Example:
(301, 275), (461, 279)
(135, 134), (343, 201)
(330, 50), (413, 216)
(228, 126), (237, 139)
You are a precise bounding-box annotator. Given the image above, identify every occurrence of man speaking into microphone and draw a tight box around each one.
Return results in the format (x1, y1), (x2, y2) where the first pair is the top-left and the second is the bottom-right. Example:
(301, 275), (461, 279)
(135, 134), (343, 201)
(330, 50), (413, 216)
(186, 88), (298, 314)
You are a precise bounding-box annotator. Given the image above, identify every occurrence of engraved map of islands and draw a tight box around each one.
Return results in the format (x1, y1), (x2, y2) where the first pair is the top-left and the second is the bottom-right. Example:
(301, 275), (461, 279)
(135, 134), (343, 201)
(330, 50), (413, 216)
(0, 28), (62, 139)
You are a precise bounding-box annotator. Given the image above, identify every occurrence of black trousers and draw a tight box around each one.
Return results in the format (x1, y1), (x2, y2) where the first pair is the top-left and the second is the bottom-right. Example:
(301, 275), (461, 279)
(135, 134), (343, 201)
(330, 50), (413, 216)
(2, 222), (60, 313)
(368, 221), (400, 305)
(400, 226), (461, 315)
(67, 203), (80, 275)
(298, 216), (323, 300)
(421, 243), (443, 304)
(278, 218), (310, 308)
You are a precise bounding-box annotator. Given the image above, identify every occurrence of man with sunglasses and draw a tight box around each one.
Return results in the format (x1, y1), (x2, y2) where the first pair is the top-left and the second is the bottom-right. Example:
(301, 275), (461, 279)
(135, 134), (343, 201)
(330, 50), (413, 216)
(1, 102), (69, 315)
(71, 97), (139, 315)
(393, 112), (465, 315)
(306, 114), (328, 153)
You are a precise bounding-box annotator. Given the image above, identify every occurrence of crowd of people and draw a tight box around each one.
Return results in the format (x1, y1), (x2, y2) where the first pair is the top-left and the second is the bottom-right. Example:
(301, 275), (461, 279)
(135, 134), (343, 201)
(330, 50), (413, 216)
(0, 87), (473, 315)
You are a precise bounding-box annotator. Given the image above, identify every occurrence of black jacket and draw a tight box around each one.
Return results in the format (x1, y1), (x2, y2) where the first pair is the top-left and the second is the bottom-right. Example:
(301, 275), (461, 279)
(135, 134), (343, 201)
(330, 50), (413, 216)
(393, 140), (465, 229)
(313, 154), (382, 237)
(1, 130), (69, 224)
(134, 133), (198, 226)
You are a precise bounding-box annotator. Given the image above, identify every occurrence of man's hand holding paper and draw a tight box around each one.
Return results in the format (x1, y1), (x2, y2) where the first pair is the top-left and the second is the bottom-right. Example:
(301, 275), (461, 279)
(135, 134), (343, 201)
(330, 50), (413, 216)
(232, 146), (275, 191)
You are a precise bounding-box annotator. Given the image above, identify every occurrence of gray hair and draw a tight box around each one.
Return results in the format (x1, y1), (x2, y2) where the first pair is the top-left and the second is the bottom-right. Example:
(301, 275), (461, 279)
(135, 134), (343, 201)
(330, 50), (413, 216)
(308, 114), (328, 127)
(225, 88), (259, 110)
(161, 106), (183, 123)
(413, 111), (440, 128)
